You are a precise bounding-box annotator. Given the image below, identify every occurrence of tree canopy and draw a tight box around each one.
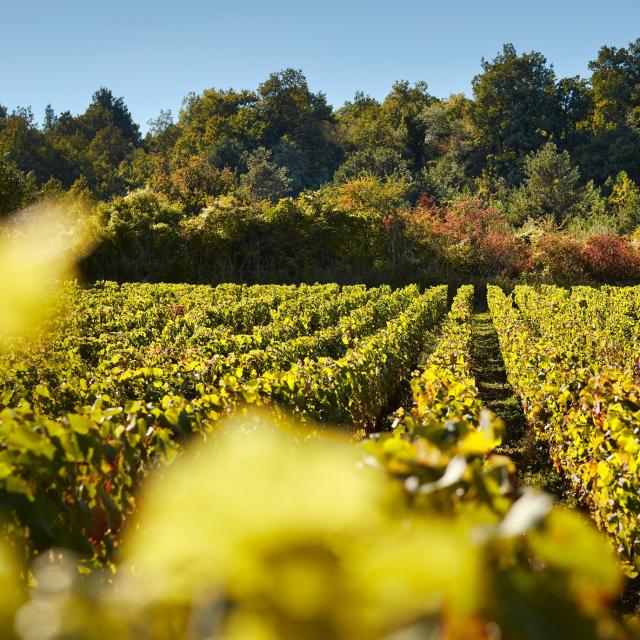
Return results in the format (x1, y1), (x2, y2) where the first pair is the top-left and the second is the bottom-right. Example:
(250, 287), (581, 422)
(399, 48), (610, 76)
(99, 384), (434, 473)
(2, 45), (640, 244)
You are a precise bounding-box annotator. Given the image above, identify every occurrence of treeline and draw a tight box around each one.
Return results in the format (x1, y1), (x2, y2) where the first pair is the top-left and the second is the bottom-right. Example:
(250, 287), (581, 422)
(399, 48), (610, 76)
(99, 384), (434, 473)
(3, 41), (640, 284)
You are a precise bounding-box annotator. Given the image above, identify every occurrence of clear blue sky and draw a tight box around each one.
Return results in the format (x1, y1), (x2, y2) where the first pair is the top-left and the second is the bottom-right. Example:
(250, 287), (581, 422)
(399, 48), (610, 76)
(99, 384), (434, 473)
(2, 0), (640, 131)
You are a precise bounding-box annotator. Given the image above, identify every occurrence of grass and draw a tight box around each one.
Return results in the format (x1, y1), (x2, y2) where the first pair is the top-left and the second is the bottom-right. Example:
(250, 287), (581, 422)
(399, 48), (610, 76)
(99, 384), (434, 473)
(469, 308), (570, 499)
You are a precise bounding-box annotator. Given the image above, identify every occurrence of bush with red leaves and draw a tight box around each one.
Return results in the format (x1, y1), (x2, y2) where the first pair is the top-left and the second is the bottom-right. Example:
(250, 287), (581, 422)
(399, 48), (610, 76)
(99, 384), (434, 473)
(580, 233), (640, 283)
(408, 196), (529, 278)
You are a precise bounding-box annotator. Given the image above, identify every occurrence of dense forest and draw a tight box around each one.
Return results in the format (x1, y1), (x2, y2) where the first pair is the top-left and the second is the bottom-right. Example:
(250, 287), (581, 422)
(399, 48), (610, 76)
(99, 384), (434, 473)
(3, 41), (640, 284)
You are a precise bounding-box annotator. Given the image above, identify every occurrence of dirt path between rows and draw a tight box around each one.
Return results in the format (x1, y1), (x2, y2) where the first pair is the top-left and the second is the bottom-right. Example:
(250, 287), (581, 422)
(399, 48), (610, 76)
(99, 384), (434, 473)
(469, 306), (567, 496)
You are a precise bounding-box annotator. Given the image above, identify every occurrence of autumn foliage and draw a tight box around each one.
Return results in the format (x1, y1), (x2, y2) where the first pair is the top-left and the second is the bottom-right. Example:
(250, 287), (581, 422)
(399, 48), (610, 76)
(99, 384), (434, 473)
(580, 233), (640, 283)
(408, 196), (528, 278)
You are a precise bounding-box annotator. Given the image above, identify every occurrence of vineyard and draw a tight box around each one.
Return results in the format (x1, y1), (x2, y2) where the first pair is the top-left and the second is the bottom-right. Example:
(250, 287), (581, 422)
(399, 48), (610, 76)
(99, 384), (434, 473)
(1, 280), (640, 638)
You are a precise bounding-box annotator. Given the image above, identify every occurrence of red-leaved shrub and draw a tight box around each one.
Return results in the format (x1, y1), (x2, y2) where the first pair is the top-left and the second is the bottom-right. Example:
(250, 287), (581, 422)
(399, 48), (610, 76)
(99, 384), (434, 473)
(409, 196), (528, 277)
(580, 233), (640, 283)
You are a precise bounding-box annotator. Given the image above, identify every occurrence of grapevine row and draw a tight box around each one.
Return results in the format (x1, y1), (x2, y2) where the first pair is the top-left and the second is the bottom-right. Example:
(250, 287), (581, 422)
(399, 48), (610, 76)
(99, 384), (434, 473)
(364, 286), (509, 515)
(488, 284), (640, 574)
(0, 283), (447, 558)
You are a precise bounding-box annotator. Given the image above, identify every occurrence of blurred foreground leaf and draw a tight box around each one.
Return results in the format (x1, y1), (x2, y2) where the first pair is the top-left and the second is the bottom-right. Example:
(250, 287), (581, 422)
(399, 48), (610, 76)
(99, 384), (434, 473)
(0, 200), (93, 343)
(119, 411), (479, 638)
